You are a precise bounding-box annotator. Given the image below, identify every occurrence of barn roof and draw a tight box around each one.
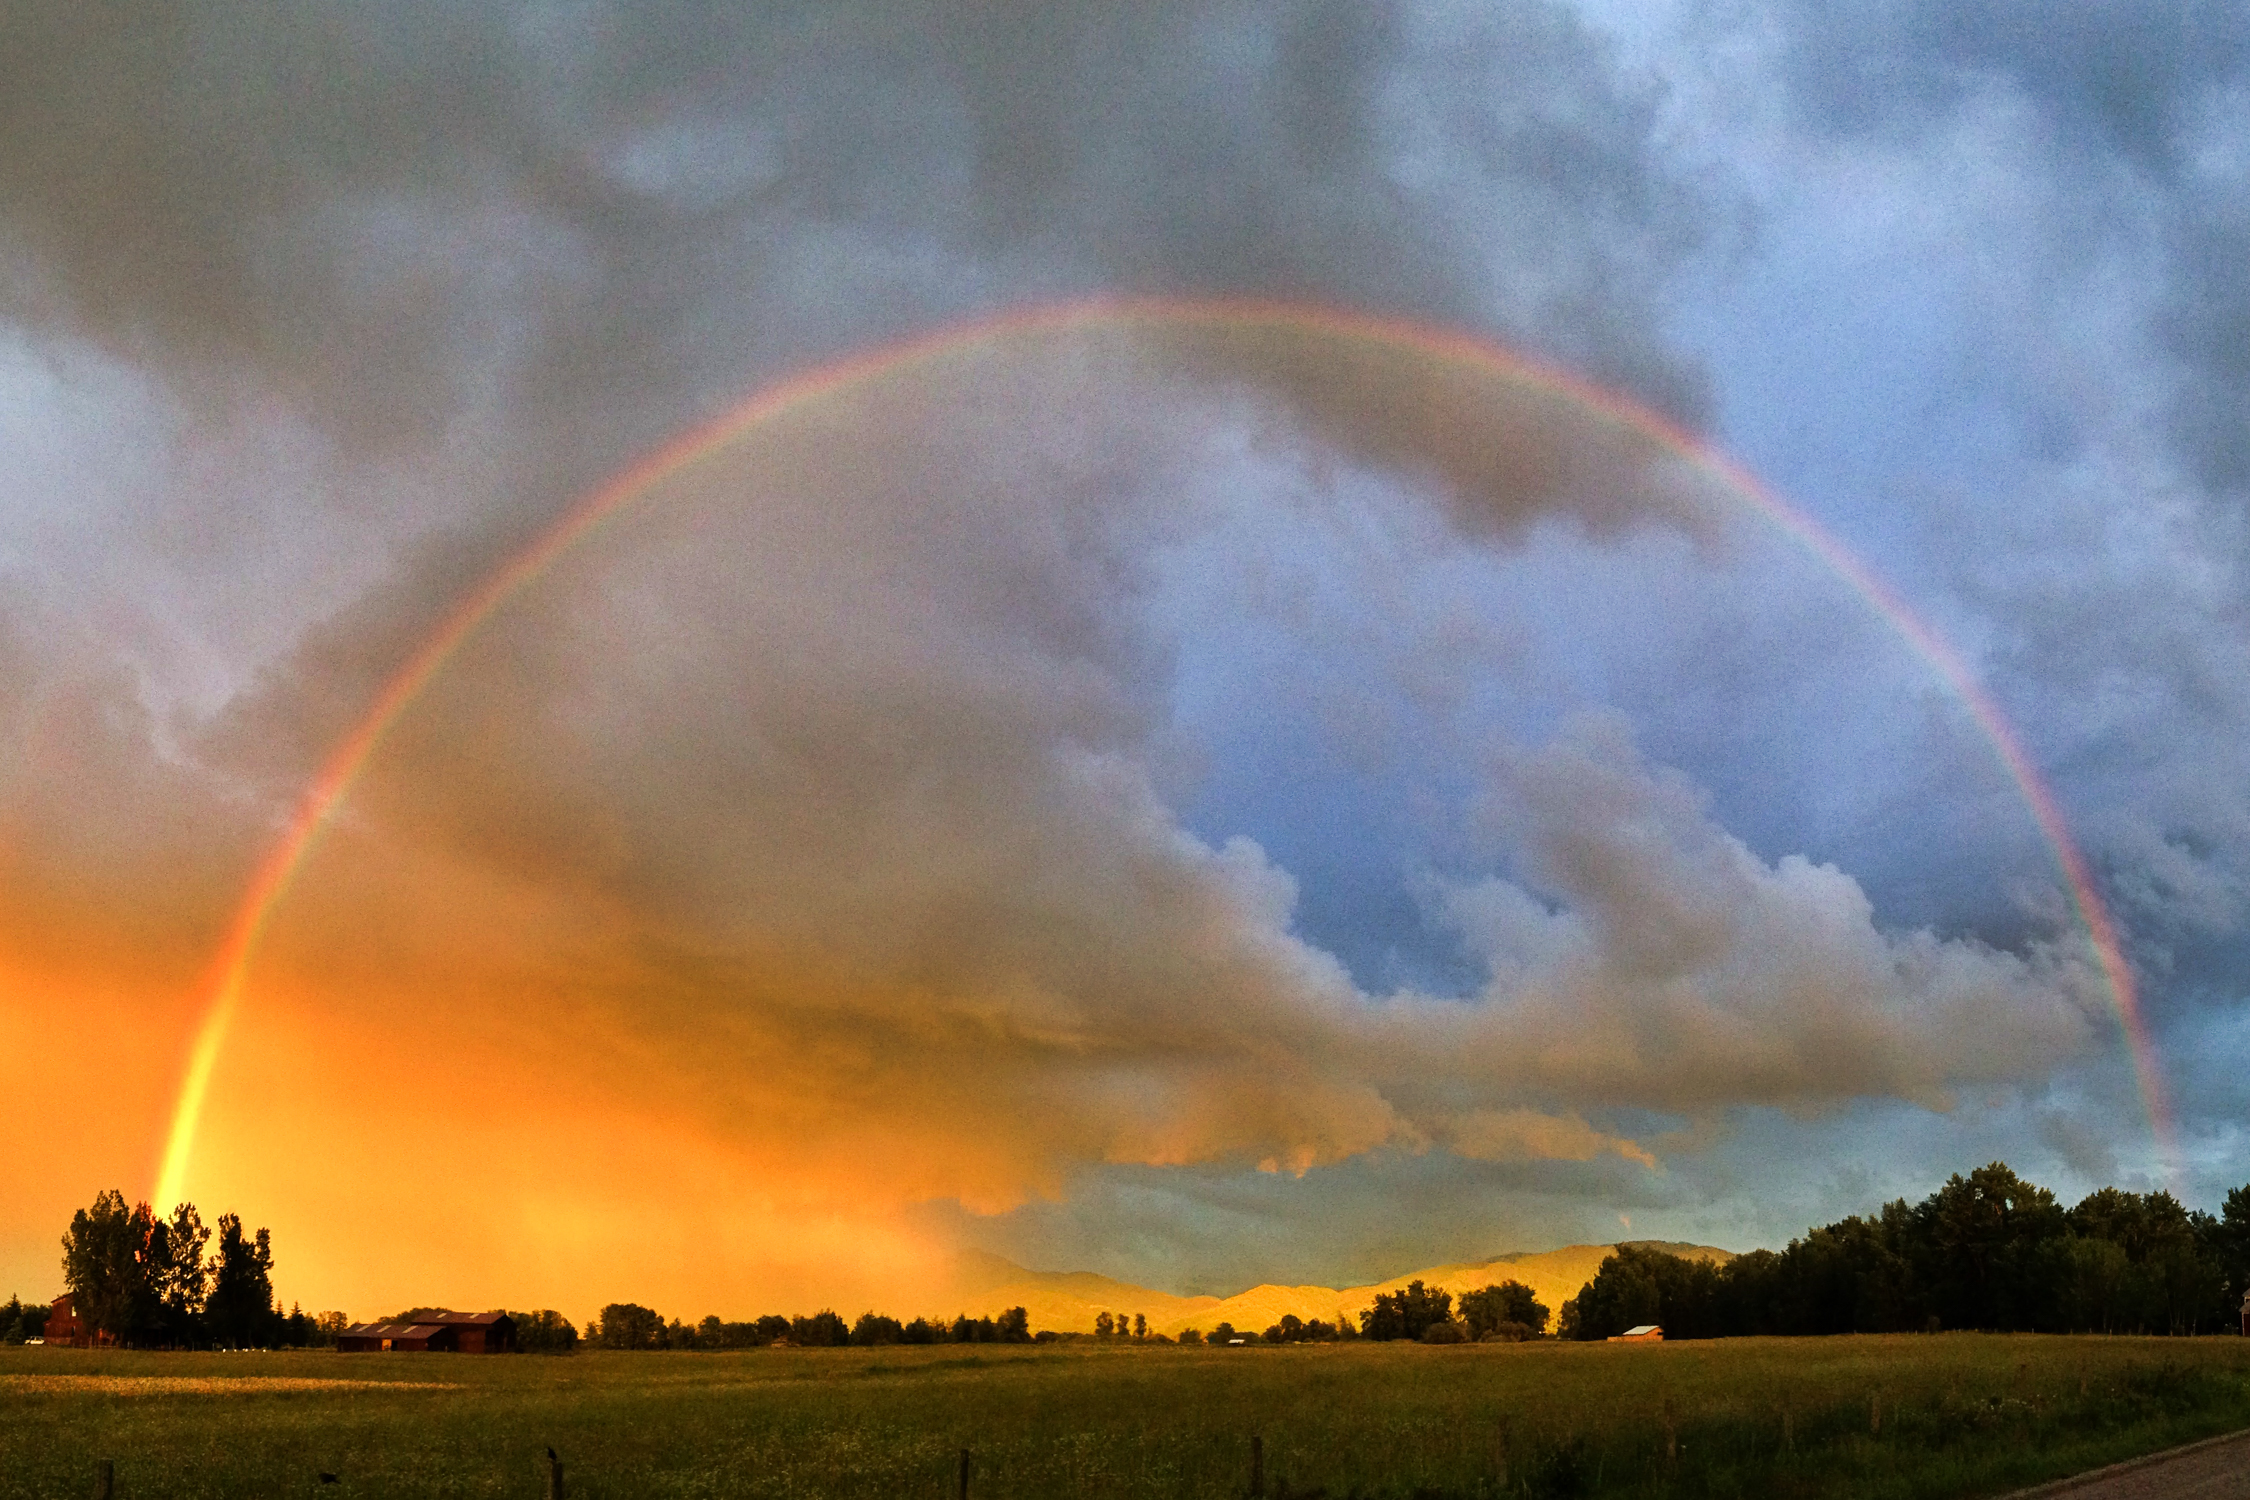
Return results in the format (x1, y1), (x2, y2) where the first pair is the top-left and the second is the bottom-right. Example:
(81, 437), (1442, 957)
(343, 1311), (510, 1336)
(1621, 1324), (1661, 1337)
(342, 1322), (449, 1339)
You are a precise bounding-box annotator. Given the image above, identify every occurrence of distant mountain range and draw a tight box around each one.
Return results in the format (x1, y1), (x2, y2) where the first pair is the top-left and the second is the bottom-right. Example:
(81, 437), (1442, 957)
(941, 1241), (1734, 1338)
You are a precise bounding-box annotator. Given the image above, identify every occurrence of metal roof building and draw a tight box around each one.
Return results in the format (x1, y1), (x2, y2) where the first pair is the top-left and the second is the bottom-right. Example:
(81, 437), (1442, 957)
(337, 1311), (515, 1353)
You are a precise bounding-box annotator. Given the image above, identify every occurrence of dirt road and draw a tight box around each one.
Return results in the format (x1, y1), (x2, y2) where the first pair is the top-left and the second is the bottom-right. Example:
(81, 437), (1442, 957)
(2004, 1430), (2250, 1498)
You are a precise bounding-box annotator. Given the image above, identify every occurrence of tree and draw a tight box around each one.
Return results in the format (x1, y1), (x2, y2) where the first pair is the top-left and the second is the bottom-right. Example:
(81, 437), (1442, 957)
(594, 1303), (666, 1349)
(2212, 1182), (2250, 1305)
(1359, 1281), (1453, 1341)
(850, 1312), (904, 1345)
(1566, 1246), (1722, 1340)
(154, 1203), (210, 1344)
(1913, 1163), (2065, 1332)
(1, 1296), (51, 1344)
(205, 1214), (277, 1348)
(61, 1190), (165, 1344)
(1094, 1310), (1114, 1339)
(279, 1303), (317, 1347)
(794, 1310), (849, 1347)
(1459, 1281), (1549, 1339)
(1133, 1312), (1147, 1340)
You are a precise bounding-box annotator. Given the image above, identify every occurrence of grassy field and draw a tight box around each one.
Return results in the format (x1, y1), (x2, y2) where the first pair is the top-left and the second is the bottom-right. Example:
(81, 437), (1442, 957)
(6, 1335), (2250, 1499)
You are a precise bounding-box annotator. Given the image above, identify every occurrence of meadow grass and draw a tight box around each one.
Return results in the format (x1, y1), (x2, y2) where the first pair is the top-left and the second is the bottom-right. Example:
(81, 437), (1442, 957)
(5, 1334), (2250, 1499)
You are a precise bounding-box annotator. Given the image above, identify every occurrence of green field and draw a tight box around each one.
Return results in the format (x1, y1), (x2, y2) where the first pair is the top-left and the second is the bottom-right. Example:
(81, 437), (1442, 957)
(6, 1335), (2250, 1499)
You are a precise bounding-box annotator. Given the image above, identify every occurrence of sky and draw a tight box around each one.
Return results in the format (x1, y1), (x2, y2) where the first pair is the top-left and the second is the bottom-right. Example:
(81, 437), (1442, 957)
(3, 0), (2248, 1321)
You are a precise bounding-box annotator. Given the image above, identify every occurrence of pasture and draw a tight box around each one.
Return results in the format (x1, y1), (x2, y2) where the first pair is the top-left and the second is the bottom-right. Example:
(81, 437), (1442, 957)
(5, 1334), (2250, 1499)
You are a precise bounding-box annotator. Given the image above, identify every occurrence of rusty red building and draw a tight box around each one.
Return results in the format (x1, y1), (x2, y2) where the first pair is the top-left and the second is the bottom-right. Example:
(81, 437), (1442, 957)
(336, 1311), (516, 1353)
(41, 1293), (115, 1349)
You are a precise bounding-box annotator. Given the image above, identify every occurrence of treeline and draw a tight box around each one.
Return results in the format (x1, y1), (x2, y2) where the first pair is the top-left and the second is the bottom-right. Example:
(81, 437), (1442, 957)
(42, 1189), (328, 1349)
(1186, 1280), (1551, 1346)
(586, 1303), (1033, 1349)
(1563, 1163), (2250, 1340)
(1, 1296), (51, 1344)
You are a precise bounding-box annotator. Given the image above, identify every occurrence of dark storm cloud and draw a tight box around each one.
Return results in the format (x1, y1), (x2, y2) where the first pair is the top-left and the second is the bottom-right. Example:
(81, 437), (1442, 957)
(0, 0), (1749, 904)
(1, 0), (1721, 455)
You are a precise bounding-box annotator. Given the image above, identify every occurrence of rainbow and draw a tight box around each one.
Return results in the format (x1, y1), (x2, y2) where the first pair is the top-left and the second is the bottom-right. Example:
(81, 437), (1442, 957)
(151, 296), (2172, 1209)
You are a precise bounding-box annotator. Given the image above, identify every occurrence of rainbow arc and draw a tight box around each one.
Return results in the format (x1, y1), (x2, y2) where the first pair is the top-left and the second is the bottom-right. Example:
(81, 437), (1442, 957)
(152, 297), (2171, 1209)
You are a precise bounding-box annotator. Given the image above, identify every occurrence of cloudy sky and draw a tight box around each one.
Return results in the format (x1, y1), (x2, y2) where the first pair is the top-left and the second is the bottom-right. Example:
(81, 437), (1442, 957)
(4, 0), (2247, 1318)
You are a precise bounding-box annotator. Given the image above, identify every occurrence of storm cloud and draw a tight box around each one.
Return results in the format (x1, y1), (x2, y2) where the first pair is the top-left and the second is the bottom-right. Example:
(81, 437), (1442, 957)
(3, 0), (2241, 1314)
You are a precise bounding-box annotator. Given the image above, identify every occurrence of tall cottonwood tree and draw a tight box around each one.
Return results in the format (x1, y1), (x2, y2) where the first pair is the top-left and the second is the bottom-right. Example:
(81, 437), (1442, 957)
(61, 1190), (162, 1343)
(155, 1203), (210, 1341)
(205, 1213), (277, 1348)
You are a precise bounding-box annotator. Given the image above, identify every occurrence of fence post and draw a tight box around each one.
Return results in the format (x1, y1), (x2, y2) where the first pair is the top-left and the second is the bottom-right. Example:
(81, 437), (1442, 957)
(1250, 1434), (1264, 1498)
(545, 1445), (565, 1500)
(94, 1460), (113, 1500)
(957, 1446), (971, 1500)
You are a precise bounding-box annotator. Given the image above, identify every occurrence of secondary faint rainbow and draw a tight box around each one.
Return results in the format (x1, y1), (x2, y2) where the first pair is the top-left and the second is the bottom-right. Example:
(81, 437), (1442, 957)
(151, 296), (2172, 1209)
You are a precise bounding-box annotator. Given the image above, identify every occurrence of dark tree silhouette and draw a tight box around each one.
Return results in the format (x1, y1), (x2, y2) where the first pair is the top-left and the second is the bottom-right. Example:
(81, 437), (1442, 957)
(1561, 1164), (2243, 1341)
(205, 1213), (277, 1348)
(1359, 1280), (1453, 1341)
(593, 1303), (666, 1349)
(1459, 1280), (1549, 1338)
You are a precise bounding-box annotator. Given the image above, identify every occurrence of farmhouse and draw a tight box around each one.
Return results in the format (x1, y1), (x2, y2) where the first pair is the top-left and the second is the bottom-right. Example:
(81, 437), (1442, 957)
(41, 1293), (114, 1349)
(1607, 1324), (1663, 1343)
(336, 1311), (516, 1353)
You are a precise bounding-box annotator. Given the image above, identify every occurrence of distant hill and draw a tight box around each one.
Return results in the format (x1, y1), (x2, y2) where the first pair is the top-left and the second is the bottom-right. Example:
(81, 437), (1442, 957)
(940, 1240), (1733, 1337)
(938, 1249), (1224, 1333)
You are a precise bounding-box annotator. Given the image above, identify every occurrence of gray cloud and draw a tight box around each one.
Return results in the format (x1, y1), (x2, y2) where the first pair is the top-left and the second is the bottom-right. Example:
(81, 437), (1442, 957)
(1, 0), (1722, 456)
(1776, 1), (2245, 174)
(1770, 0), (2250, 499)
(220, 343), (2104, 1229)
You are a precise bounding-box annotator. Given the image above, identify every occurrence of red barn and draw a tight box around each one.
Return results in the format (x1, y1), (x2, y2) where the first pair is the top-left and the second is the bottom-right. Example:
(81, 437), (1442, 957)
(336, 1311), (516, 1353)
(41, 1293), (115, 1349)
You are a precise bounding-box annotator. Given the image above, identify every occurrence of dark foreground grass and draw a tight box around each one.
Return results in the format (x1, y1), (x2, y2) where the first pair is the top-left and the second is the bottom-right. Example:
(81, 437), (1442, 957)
(5, 1334), (2250, 1499)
